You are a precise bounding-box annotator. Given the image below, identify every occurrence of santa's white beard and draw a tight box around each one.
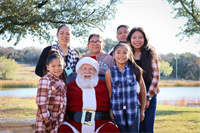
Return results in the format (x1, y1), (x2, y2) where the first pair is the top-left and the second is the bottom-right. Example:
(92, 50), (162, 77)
(76, 70), (99, 89)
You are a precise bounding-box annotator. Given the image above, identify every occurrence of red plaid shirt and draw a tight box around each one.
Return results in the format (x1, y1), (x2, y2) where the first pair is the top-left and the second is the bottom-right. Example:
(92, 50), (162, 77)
(148, 55), (160, 98)
(34, 72), (67, 133)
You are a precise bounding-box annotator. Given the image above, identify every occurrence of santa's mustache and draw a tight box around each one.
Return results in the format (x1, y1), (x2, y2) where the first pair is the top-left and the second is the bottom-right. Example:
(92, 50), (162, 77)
(83, 73), (92, 78)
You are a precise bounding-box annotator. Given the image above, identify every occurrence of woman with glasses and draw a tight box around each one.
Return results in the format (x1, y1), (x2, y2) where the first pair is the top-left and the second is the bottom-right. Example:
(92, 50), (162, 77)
(80, 34), (115, 75)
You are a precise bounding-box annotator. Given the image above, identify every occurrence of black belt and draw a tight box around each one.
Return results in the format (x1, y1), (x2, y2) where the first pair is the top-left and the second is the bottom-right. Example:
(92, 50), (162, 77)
(65, 110), (110, 123)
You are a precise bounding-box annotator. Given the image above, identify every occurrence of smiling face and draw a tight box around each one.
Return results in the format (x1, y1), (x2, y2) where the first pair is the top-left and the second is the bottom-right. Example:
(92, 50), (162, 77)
(80, 64), (96, 80)
(46, 58), (64, 78)
(57, 25), (71, 46)
(113, 45), (128, 65)
(76, 63), (98, 89)
(87, 35), (104, 55)
(116, 26), (129, 42)
(131, 31), (145, 50)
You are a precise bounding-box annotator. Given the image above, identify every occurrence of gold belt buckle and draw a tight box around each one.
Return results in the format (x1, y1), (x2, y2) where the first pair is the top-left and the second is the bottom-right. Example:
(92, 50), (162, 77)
(81, 109), (95, 126)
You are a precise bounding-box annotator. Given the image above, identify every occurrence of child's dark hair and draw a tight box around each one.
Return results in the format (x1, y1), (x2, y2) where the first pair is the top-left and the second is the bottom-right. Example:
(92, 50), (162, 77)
(113, 42), (143, 82)
(46, 50), (64, 66)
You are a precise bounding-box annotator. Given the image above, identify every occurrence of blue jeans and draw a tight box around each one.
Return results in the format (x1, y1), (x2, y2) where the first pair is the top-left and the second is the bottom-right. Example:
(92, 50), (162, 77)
(139, 94), (157, 133)
(115, 107), (140, 133)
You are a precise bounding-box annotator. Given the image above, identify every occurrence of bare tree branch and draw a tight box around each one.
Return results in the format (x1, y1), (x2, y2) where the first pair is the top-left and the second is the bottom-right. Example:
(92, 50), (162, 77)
(34, 0), (49, 8)
(180, 0), (200, 26)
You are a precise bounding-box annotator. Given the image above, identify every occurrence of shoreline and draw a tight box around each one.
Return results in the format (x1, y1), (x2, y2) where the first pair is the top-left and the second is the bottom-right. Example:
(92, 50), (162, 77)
(0, 79), (200, 88)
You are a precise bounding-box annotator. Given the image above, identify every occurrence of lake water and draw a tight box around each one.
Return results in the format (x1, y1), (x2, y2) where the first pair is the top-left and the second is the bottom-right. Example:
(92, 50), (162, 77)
(0, 87), (200, 102)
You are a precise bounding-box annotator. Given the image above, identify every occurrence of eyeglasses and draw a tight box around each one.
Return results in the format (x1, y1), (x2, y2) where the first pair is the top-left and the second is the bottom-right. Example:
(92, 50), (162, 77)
(81, 67), (95, 73)
(89, 40), (102, 45)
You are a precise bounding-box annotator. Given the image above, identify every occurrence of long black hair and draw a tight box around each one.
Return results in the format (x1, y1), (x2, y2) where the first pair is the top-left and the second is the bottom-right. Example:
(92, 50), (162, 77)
(126, 27), (156, 83)
(113, 41), (143, 82)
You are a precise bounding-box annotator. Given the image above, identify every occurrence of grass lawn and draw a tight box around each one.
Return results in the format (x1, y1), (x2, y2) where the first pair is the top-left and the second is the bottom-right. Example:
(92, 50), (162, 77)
(154, 105), (200, 133)
(0, 96), (199, 133)
(0, 96), (37, 118)
(0, 64), (40, 88)
(1, 64), (40, 81)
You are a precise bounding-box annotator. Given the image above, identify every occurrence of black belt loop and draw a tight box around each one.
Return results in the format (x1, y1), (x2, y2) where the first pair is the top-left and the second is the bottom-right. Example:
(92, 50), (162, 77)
(65, 110), (110, 122)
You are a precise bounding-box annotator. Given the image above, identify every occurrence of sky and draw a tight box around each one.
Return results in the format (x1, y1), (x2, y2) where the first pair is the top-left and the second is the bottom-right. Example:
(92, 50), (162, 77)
(1, 0), (199, 56)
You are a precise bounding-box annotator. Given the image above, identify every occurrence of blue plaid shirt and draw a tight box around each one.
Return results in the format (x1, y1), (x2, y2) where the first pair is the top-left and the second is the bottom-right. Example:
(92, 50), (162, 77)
(110, 63), (140, 126)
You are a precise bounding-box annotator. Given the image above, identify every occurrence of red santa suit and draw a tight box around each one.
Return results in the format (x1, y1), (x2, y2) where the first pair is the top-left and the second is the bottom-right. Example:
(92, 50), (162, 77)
(58, 57), (120, 133)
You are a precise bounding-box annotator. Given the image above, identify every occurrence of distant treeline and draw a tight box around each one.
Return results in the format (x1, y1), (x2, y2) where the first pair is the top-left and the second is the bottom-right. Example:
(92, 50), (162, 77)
(0, 46), (41, 64)
(159, 53), (200, 80)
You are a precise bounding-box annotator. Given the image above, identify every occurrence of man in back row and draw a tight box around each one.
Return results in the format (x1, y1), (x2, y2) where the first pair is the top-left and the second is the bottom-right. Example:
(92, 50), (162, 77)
(108, 24), (130, 55)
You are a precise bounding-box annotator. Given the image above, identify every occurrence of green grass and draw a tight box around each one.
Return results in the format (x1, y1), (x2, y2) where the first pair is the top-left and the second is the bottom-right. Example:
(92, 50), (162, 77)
(13, 64), (40, 80)
(0, 96), (37, 118)
(0, 64), (40, 81)
(154, 105), (200, 133)
(0, 96), (200, 132)
(0, 64), (40, 88)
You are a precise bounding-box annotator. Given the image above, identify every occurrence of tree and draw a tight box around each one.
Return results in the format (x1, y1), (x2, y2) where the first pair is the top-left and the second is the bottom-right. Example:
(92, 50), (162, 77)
(24, 47), (42, 63)
(0, 0), (120, 46)
(159, 53), (175, 63)
(0, 49), (3, 56)
(164, 0), (200, 41)
(76, 46), (90, 54)
(0, 56), (20, 79)
(177, 52), (200, 80)
(103, 38), (118, 52)
(159, 60), (173, 76)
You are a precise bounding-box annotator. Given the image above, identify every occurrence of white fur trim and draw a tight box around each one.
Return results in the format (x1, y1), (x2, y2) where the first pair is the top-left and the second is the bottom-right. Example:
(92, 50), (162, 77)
(76, 57), (99, 73)
(61, 121), (80, 133)
(81, 88), (97, 133)
(95, 121), (115, 133)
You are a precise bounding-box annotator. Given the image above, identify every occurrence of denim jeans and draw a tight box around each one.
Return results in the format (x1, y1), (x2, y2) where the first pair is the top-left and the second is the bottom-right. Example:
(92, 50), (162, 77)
(139, 94), (157, 133)
(115, 106), (140, 133)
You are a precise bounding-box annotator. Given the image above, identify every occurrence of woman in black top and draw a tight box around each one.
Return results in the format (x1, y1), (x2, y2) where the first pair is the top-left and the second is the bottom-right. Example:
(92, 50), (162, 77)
(35, 24), (80, 77)
(126, 27), (160, 133)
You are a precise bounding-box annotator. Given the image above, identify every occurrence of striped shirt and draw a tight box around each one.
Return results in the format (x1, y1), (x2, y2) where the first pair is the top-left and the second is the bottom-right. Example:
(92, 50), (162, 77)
(110, 63), (140, 126)
(34, 72), (67, 133)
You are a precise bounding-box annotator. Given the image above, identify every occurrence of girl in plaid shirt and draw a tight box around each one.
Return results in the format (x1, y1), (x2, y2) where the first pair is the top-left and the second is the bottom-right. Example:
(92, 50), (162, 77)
(105, 42), (146, 133)
(127, 27), (160, 133)
(34, 51), (67, 133)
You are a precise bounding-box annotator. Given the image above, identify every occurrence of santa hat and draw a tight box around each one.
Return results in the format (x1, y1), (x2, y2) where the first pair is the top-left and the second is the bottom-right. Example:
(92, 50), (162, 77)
(76, 56), (99, 73)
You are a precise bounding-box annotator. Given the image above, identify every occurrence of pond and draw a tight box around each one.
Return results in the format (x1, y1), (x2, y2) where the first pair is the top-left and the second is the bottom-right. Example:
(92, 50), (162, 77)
(0, 88), (37, 97)
(0, 87), (199, 102)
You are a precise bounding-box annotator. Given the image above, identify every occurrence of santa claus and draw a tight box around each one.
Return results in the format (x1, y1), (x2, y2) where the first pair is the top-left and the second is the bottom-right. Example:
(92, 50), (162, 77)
(58, 57), (120, 133)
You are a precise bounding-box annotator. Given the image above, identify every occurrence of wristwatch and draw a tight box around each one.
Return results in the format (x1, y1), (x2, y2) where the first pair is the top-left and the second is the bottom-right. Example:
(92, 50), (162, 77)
(146, 95), (151, 101)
